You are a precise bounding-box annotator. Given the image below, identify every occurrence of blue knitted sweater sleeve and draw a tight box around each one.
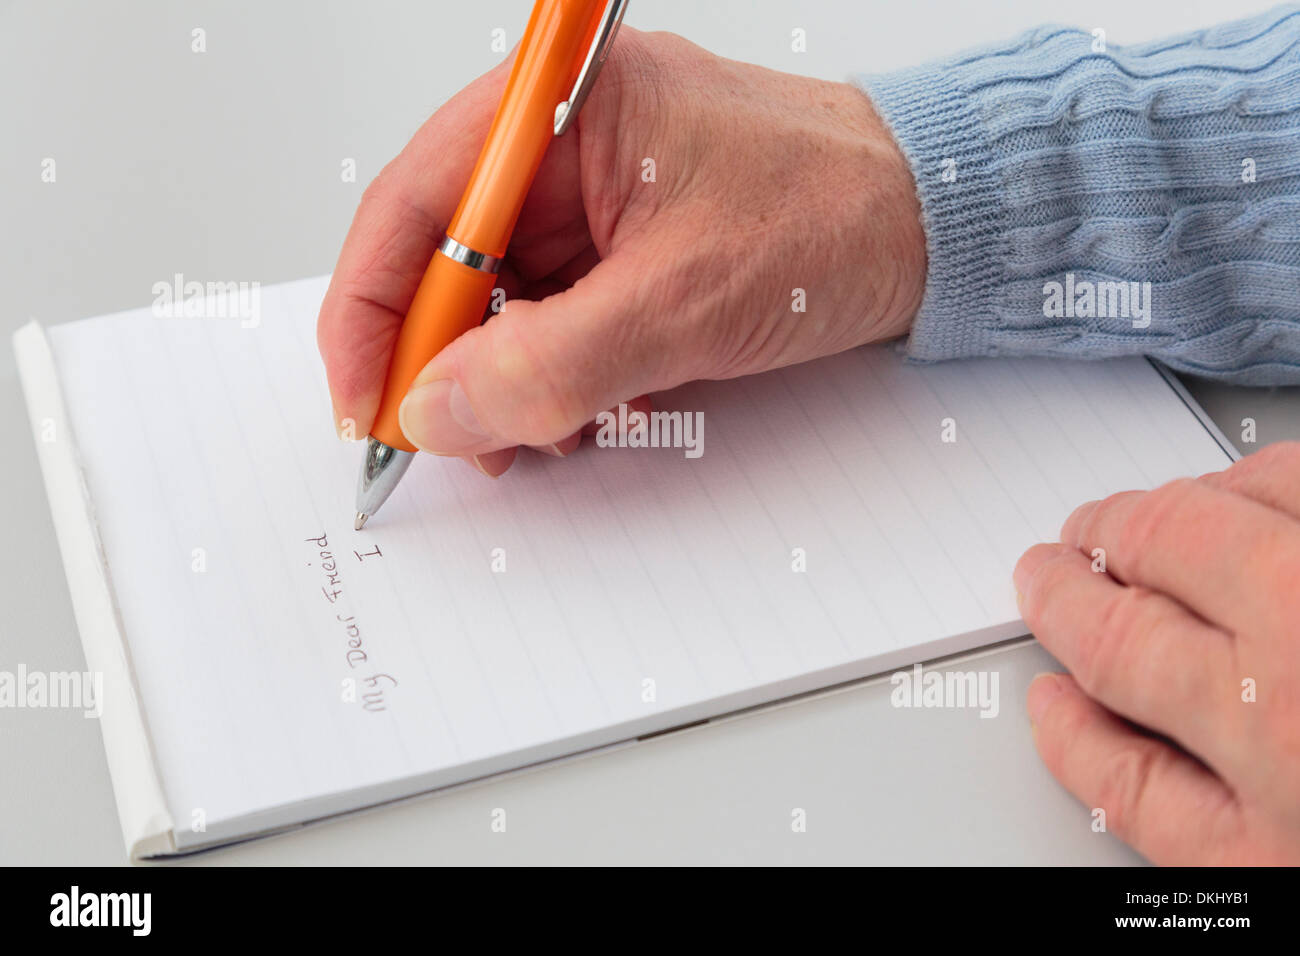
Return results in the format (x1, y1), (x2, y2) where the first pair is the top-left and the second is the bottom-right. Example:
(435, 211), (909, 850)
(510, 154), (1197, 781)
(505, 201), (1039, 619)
(857, 4), (1300, 385)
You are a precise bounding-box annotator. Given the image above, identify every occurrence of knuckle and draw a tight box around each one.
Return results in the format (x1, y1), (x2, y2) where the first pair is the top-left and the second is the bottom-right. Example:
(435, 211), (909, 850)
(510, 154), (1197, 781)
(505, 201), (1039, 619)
(357, 161), (399, 216)
(358, 175), (385, 211)
(1216, 441), (1300, 493)
(1022, 550), (1079, 628)
(1116, 479), (1196, 571)
(1248, 440), (1300, 473)
(638, 29), (703, 63)
(1081, 587), (1164, 693)
(1093, 742), (1161, 840)
(1097, 585), (1164, 638)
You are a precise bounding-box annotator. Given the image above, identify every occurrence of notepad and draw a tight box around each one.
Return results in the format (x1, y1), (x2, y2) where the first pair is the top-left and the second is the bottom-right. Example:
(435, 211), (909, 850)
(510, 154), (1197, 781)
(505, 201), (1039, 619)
(14, 275), (1236, 858)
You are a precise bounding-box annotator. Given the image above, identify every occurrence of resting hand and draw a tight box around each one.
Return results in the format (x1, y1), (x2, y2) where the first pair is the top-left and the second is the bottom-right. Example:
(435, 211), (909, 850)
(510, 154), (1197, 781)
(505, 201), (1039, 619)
(1015, 442), (1300, 865)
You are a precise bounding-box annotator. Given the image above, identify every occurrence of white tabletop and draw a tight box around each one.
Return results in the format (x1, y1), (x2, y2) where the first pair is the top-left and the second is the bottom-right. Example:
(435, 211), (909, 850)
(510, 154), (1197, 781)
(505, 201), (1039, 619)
(2, 0), (1295, 865)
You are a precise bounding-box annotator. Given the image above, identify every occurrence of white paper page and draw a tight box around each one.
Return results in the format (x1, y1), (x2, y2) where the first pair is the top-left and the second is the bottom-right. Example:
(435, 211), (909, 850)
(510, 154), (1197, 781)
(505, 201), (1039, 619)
(46, 276), (1232, 848)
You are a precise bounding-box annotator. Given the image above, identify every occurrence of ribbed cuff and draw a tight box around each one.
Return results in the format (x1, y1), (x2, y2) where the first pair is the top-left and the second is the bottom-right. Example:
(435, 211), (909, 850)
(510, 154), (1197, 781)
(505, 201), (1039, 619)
(855, 64), (1010, 362)
(854, 5), (1300, 385)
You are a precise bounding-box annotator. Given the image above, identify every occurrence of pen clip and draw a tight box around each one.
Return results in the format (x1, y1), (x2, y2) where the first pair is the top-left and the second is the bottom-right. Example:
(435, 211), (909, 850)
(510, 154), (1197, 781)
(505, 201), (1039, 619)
(553, 0), (629, 136)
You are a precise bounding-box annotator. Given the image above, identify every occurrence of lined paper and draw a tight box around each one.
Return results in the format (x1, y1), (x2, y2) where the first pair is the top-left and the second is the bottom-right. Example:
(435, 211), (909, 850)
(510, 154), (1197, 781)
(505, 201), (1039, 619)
(45, 276), (1232, 848)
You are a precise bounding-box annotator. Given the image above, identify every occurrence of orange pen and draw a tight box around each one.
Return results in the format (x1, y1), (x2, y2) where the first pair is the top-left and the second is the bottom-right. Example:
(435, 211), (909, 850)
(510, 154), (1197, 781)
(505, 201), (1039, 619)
(355, 0), (628, 529)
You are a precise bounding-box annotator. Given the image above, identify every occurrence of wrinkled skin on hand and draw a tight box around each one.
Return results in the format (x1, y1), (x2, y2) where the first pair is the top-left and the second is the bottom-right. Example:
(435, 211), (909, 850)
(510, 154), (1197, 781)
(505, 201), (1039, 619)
(317, 27), (926, 474)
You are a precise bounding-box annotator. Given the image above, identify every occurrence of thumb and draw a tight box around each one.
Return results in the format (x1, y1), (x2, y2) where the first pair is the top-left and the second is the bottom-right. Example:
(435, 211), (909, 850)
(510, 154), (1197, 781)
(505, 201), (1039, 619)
(397, 258), (687, 457)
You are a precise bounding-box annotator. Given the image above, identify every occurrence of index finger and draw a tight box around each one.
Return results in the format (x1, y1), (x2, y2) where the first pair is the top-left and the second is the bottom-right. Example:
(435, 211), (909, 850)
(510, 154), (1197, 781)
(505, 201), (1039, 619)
(1063, 478), (1300, 638)
(317, 60), (511, 437)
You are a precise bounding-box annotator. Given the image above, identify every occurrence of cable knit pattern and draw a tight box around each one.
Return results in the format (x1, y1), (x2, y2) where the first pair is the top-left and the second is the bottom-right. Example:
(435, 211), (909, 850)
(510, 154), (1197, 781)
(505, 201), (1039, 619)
(858, 4), (1300, 384)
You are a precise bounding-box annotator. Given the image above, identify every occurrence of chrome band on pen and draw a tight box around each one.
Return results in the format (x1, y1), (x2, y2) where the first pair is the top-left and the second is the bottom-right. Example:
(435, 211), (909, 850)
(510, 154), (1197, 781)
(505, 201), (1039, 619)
(439, 236), (501, 275)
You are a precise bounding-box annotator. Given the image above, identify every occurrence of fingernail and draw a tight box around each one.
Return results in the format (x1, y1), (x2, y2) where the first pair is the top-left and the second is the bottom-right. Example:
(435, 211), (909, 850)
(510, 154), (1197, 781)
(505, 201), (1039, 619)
(541, 433), (582, 457)
(471, 448), (515, 478)
(400, 379), (490, 455)
(1027, 672), (1066, 726)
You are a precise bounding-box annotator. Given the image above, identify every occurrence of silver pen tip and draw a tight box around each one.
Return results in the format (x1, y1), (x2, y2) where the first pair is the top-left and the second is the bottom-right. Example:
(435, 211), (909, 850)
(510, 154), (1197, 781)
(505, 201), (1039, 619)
(354, 512), (369, 531)
(354, 436), (415, 528)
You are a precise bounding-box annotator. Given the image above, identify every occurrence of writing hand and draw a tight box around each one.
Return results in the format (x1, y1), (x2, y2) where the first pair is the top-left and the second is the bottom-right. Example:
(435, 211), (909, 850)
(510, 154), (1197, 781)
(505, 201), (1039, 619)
(317, 28), (925, 476)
